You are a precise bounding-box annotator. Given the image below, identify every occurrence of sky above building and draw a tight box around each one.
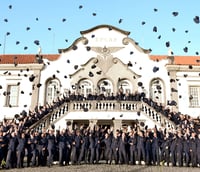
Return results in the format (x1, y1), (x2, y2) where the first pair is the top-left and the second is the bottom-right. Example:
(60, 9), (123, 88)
(0, 0), (200, 55)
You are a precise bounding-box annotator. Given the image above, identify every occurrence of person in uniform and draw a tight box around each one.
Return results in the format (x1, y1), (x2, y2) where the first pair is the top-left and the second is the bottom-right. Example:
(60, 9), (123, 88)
(37, 131), (47, 166)
(5, 131), (18, 169)
(118, 131), (128, 164)
(46, 129), (56, 167)
(16, 132), (26, 168)
(189, 131), (197, 167)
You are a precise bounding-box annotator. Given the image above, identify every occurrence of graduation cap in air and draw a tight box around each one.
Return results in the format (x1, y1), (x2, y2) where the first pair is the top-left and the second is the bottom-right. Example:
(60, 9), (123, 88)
(183, 47), (188, 53)
(37, 83), (42, 88)
(29, 74), (35, 82)
(156, 85), (162, 90)
(153, 66), (159, 73)
(8, 5), (12, 9)
(165, 41), (170, 48)
(34, 40), (40, 46)
(103, 81), (108, 85)
(96, 71), (102, 75)
(92, 13), (96, 16)
(141, 21), (146, 25)
(154, 8), (158, 12)
(21, 91), (24, 94)
(118, 19), (123, 24)
(91, 64), (96, 69)
(74, 65), (78, 70)
(172, 12), (179, 17)
(4, 19), (8, 22)
(26, 27), (30, 31)
(172, 28), (176, 32)
(193, 16), (200, 24)
(189, 65), (193, 69)
(62, 18), (66, 22)
(171, 88), (178, 92)
(86, 46), (91, 51)
(127, 61), (133, 67)
(170, 79), (176, 83)
(153, 26), (157, 32)
(79, 5), (83, 9)
(89, 71), (94, 77)
(138, 82), (143, 87)
(67, 59), (70, 63)
(0, 85), (2, 89)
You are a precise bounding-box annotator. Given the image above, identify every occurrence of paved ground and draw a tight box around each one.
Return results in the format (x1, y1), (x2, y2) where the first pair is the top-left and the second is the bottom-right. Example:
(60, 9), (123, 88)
(4, 164), (200, 172)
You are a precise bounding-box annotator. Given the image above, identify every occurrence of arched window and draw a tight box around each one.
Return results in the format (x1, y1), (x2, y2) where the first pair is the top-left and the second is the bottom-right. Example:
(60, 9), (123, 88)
(150, 79), (165, 103)
(46, 79), (60, 104)
(97, 79), (113, 96)
(78, 79), (93, 97)
(118, 79), (132, 94)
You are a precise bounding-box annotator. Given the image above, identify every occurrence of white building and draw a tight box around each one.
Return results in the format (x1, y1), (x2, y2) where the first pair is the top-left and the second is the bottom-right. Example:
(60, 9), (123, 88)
(0, 25), (200, 131)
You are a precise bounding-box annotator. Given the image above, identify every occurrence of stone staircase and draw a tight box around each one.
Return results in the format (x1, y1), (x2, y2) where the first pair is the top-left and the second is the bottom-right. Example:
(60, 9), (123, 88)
(27, 100), (176, 132)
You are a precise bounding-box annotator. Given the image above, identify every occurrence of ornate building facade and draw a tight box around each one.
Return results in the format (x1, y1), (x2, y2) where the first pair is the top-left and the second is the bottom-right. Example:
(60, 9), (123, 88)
(0, 25), (200, 131)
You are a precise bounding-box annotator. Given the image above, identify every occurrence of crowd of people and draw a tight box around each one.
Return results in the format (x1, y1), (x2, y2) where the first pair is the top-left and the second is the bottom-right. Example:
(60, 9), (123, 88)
(0, 90), (200, 169)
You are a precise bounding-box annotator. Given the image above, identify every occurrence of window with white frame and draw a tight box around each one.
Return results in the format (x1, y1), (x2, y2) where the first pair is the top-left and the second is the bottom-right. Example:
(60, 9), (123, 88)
(189, 86), (200, 107)
(79, 80), (93, 97)
(118, 79), (132, 94)
(6, 85), (19, 107)
(150, 79), (164, 103)
(46, 79), (60, 104)
(98, 79), (113, 95)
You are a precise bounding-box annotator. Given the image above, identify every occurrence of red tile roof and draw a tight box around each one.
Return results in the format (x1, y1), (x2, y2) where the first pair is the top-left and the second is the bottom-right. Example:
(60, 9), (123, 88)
(150, 55), (200, 65)
(0, 54), (59, 64)
(0, 54), (200, 66)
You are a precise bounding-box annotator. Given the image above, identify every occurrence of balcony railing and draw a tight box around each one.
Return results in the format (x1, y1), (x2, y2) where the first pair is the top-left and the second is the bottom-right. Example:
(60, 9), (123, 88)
(28, 100), (176, 132)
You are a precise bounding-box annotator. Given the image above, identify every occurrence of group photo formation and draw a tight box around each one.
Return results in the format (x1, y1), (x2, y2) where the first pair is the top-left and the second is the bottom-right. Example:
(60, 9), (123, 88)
(1, 1), (200, 171)
(0, 90), (200, 170)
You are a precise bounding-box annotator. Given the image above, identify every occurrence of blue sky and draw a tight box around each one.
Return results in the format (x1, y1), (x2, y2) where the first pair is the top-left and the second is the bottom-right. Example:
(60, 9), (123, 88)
(0, 0), (200, 55)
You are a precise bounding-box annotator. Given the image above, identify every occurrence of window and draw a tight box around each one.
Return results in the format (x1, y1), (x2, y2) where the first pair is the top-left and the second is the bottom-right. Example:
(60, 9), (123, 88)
(189, 86), (200, 107)
(98, 79), (113, 95)
(6, 85), (19, 107)
(79, 80), (93, 97)
(118, 79), (132, 94)
(150, 79), (165, 103)
(46, 79), (60, 104)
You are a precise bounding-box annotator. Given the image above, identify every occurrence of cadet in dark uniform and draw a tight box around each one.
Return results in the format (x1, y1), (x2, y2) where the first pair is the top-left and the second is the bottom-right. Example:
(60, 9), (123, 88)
(176, 131), (183, 167)
(151, 132), (160, 166)
(47, 129), (56, 167)
(88, 131), (95, 164)
(118, 132), (128, 164)
(170, 133), (177, 166)
(137, 130), (145, 165)
(110, 130), (120, 164)
(78, 130), (90, 164)
(161, 133), (171, 166)
(6, 131), (18, 169)
(37, 132), (47, 166)
(144, 130), (152, 166)
(16, 132), (26, 168)
(27, 131), (38, 167)
(183, 134), (190, 167)
(57, 129), (66, 166)
(189, 131), (197, 167)
(102, 132), (112, 164)
(196, 133), (200, 167)
(71, 129), (82, 164)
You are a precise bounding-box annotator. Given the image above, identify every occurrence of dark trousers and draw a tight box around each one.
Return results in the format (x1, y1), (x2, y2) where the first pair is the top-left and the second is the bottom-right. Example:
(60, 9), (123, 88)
(16, 150), (25, 168)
